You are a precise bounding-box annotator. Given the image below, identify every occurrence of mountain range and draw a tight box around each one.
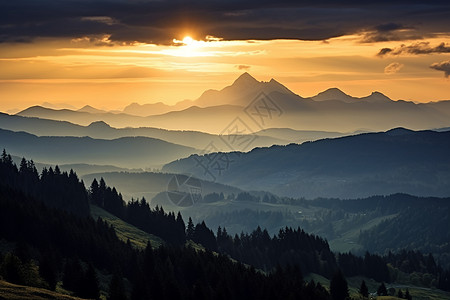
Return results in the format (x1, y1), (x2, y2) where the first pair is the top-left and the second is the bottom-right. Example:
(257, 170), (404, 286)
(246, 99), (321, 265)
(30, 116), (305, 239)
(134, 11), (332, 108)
(163, 128), (450, 199)
(13, 73), (450, 133)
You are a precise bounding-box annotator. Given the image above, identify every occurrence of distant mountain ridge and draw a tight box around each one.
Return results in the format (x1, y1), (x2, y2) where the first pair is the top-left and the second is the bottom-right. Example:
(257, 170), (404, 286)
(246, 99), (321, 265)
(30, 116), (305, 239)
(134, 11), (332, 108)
(163, 128), (450, 199)
(312, 88), (391, 103)
(12, 73), (450, 133)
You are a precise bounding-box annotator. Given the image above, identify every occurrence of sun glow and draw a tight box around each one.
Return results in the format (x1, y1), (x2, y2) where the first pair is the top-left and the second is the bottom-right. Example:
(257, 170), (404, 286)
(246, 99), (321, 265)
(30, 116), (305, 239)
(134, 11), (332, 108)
(169, 36), (223, 57)
(182, 36), (194, 46)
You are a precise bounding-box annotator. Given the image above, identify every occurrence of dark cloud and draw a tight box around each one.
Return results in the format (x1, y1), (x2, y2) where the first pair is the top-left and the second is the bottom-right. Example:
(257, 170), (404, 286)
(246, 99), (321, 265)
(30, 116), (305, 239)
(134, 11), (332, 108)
(430, 61), (450, 77)
(360, 23), (426, 43)
(375, 23), (404, 32)
(377, 42), (450, 57)
(0, 0), (449, 44)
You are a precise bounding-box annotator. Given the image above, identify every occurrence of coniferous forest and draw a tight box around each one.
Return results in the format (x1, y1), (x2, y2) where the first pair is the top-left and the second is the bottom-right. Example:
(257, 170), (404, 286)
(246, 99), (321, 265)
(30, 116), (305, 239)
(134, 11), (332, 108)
(1, 151), (450, 299)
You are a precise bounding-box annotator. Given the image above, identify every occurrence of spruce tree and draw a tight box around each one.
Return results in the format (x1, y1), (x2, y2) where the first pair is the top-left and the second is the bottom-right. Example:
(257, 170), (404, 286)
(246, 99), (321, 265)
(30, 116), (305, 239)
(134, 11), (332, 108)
(330, 269), (349, 300)
(39, 254), (57, 290)
(108, 273), (128, 300)
(79, 263), (100, 300)
(359, 280), (369, 298)
(186, 217), (195, 240)
(404, 288), (412, 300)
(377, 282), (387, 296)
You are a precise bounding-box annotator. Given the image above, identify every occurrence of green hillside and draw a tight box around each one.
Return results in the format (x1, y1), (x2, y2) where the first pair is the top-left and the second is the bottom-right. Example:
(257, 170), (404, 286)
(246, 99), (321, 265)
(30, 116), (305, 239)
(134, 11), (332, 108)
(90, 205), (164, 249)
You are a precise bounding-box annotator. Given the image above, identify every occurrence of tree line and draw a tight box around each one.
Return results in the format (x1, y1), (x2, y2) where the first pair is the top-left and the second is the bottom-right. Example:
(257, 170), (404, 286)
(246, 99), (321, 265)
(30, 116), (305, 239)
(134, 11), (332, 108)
(89, 171), (450, 291)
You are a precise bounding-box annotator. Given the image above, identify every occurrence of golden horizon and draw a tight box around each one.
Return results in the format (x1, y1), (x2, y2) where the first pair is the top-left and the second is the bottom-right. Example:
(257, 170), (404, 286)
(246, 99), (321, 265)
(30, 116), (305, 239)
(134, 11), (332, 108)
(1, 34), (449, 112)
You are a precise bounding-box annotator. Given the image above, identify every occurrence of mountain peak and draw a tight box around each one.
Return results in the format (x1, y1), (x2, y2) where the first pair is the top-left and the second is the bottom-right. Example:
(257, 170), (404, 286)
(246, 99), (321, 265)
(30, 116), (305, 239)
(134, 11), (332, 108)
(322, 88), (347, 96)
(312, 88), (351, 102)
(364, 91), (392, 103)
(232, 72), (259, 87)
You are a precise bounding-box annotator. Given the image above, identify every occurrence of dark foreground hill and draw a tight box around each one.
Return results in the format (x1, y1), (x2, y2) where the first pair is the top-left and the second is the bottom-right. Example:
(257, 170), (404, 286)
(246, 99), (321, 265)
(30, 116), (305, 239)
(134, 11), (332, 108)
(163, 128), (450, 198)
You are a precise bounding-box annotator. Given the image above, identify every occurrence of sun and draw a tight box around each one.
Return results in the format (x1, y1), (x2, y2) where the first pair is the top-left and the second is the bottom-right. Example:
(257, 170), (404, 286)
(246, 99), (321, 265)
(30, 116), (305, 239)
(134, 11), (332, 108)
(167, 35), (223, 57)
(182, 36), (194, 46)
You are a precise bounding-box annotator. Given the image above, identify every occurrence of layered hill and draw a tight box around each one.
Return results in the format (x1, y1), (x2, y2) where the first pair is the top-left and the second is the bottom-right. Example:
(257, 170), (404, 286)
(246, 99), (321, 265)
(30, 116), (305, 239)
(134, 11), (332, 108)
(163, 128), (450, 199)
(0, 112), (349, 151)
(0, 128), (198, 169)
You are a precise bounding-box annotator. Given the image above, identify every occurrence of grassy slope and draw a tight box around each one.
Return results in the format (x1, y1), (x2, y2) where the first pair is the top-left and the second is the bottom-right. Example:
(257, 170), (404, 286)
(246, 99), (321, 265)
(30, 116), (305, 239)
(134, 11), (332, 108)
(0, 280), (85, 300)
(90, 205), (164, 249)
(329, 214), (398, 253)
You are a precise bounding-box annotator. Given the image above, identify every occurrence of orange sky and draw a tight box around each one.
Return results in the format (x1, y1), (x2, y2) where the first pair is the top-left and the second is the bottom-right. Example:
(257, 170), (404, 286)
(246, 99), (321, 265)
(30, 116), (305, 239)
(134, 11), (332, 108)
(1, 33), (449, 112)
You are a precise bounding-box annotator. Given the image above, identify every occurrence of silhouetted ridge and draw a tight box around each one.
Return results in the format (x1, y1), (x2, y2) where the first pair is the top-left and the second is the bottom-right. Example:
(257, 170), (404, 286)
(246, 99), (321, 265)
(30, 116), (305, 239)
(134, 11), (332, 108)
(363, 91), (391, 103)
(313, 88), (349, 101)
(87, 120), (111, 129)
(385, 127), (415, 136)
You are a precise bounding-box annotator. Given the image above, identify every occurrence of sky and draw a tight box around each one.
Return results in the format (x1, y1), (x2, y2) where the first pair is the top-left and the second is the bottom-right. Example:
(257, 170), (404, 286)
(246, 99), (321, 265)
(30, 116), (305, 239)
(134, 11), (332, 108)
(0, 0), (449, 112)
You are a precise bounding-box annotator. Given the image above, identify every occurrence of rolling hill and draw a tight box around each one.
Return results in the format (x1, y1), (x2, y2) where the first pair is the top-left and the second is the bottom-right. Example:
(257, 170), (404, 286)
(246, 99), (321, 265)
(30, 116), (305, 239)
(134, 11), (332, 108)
(163, 128), (450, 199)
(1, 112), (351, 151)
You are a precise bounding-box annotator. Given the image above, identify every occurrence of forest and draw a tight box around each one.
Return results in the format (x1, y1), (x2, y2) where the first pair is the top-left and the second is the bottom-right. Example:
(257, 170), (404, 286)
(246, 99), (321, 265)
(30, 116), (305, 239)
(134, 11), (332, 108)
(1, 151), (450, 299)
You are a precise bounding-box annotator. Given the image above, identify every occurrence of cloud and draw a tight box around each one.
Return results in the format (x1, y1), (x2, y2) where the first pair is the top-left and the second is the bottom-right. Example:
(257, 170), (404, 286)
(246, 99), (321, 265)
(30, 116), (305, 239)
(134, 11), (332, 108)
(430, 61), (450, 77)
(384, 62), (404, 74)
(359, 23), (426, 43)
(0, 1), (449, 44)
(377, 42), (450, 57)
(236, 65), (251, 70)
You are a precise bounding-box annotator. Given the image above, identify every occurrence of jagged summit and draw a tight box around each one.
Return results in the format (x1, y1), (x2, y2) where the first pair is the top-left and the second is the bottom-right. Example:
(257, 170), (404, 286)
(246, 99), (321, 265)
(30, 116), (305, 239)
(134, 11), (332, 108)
(231, 72), (260, 87)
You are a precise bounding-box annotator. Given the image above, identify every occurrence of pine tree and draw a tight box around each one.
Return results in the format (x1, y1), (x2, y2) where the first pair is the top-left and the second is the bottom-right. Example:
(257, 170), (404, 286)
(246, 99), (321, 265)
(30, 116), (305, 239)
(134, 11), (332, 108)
(1, 253), (25, 285)
(79, 263), (100, 299)
(63, 258), (83, 293)
(108, 273), (128, 300)
(377, 282), (387, 296)
(39, 254), (57, 290)
(330, 269), (349, 300)
(404, 288), (412, 300)
(90, 179), (100, 205)
(186, 217), (195, 240)
(359, 280), (369, 298)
